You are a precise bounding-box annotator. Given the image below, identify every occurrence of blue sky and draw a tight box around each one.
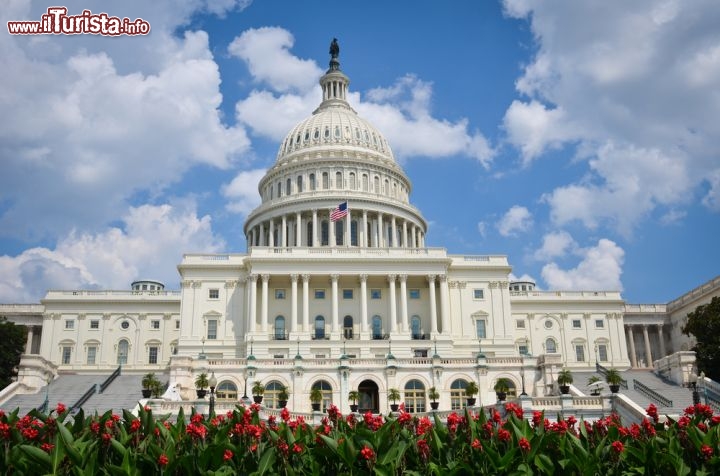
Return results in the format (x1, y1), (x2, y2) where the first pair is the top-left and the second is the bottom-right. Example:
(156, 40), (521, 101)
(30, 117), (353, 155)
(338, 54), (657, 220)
(1, 0), (719, 304)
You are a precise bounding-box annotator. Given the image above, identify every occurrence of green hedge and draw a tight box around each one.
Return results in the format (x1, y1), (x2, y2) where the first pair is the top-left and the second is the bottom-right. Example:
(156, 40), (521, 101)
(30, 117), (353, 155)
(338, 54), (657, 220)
(0, 401), (718, 474)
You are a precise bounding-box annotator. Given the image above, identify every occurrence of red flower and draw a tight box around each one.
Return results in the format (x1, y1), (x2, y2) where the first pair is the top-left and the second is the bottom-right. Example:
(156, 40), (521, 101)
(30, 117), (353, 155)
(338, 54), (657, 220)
(519, 437), (531, 452)
(280, 407), (290, 422)
(701, 444), (713, 460)
(471, 438), (482, 450)
(41, 443), (54, 453)
(360, 445), (375, 460)
(158, 454), (169, 467)
(129, 419), (142, 433)
(223, 449), (233, 461)
(292, 443), (303, 454)
(646, 403), (659, 423)
(498, 429), (511, 442)
(417, 439), (430, 459)
(55, 403), (66, 414)
(611, 441), (624, 454)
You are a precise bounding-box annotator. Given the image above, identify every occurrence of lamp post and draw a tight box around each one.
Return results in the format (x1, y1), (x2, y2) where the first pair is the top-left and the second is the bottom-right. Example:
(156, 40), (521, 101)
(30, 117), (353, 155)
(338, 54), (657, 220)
(689, 373), (700, 405)
(700, 371), (707, 404)
(520, 364), (527, 396)
(208, 371), (217, 416)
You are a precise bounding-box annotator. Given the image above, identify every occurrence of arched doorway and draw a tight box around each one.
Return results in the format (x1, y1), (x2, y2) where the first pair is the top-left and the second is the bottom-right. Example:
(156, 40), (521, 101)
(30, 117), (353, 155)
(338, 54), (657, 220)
(358, 379), (379, 413)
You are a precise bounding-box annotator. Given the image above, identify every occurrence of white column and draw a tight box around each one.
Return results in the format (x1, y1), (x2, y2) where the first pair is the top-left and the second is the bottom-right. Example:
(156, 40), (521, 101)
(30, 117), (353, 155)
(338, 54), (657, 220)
(268, 220), (275, 247)
(428, 275), (438, 334)
(402, 221), (408, 248)
(643, 325), (653, 367)
(388, 274), (397, 333)
(411, 225), (417, 248)
(362, 210), (368, 247)
(281, 215), (287, 247)
(25, 326), (34, 354)
(302, 274), (310, 332)
(391, 216), (397, 247)
(261, 274), (269, 333)
(331, 274), (339, 334)
(259, 223), (265, 246)
(378, 212), (384, 247)
(439, 275), (450, 335)
(290, 274), (298, 334)
(399, 274), (408, 332)
(346, 209), (352, 246)
(312, 209), (318, 247)
(360, 274), (368, 333)
(249, 275), (258, 333)
(329, 210), (336, 246)
(371, 217), (378, 247)
(296, 212), (302, 246)
(627, 326), (638, 368)
(657, 324), (666, 359)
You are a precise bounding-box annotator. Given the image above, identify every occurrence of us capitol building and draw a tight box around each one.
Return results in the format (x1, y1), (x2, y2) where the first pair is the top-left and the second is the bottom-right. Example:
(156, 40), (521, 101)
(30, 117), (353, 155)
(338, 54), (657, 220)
(2, 41), (718, 415)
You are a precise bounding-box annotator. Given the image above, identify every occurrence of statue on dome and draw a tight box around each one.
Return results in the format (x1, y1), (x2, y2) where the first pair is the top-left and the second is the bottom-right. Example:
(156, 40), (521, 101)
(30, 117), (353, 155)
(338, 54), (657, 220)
(329, 38), (340, 59)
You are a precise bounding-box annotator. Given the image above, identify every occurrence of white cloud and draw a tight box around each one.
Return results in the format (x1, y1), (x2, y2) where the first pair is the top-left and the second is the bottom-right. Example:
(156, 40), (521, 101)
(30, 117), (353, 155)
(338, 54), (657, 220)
(533, 231), (576, 261)
(501, 0), (720, 232)
(541, 238), (624, 291)
(222, 168), (267, 215)
(476, 221), (488, 238)
(0, 202), (225, 303)
(496, 206), (533, 237)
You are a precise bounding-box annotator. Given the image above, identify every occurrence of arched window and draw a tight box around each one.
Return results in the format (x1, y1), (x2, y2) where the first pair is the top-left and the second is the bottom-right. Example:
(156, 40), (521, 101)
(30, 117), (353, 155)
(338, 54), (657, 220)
(372, 316), (383, 340)
(264, 381), (285, 409)
(270, 186), (274, 200)
(450, 379), (468, 410)
(277, 182), (282, 198)
(297, 175), (303, 193)
(312, 380), (333, 411)
(545, 338), (557, 354)
(309, 173), (316, 191)
(335, 171), (343, 189)
(335, 220), (344, 246)
(321, 220), (329, 246)
(404, 380), (426, 413)
(351, 220), (358, 246)
(343, 316), (354, 340)
(274, 316), (286, 340)
(322, 172), (329, 189)
(117, 339), (129, 365)
(314, 316), (326, 339)
(362, 174), (369, 191)
(286, 178), (291, 196)
(384, 179), (389, 195)
(306, 222), (314, 247)
(411, 316), (422, 339)
(373, 176), (380, 193)
(216, 381), (238, 400)
(349, 172), (356, 190)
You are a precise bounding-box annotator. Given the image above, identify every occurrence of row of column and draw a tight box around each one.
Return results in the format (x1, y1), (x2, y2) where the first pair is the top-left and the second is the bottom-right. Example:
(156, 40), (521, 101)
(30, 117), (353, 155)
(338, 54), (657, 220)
(625, 324), (666, 368)
(247, 209), (426, 249)
(244, 273), (450, 338)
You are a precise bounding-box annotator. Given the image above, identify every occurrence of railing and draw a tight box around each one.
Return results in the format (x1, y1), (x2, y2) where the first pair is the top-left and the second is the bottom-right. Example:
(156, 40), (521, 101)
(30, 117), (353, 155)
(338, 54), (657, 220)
(99, 365), (121, 393)
(271, 332), (290, 341)
(597, 363), (628, 390)
(633, 379), (673, 407)
(372, 334), (390, 340)
(703, 386), (720, 413)
(70, 385), (97, 413)
(411, 333), (430, 340)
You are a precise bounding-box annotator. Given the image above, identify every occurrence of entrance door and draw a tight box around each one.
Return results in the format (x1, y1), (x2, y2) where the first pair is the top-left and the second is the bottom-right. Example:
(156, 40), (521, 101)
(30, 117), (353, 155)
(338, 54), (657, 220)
(358, 379), (379, 413)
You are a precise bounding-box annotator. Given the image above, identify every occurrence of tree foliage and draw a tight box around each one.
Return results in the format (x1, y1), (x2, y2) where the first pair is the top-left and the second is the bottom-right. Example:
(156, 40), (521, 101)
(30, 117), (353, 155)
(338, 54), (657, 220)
(683, 296), (720, 380)
(0, 316), (27, 389)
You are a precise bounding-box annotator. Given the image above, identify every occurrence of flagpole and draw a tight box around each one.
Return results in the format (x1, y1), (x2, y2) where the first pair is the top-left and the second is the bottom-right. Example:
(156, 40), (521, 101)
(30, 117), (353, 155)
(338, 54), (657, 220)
(346, 200), (351, 247)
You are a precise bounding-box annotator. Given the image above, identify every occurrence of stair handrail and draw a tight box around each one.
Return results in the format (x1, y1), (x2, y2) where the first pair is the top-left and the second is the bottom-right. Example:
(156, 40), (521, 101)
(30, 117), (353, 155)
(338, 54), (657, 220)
(632, 379), (673, 407)
(99, 365), (122, 393)
(596, 363), (628, 390)
(702, 386), (720, 412)
(70, 385), (97, 413)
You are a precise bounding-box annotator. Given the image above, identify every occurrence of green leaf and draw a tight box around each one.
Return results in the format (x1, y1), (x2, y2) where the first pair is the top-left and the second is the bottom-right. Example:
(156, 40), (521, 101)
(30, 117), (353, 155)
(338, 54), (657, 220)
(534, 453), (554, 474)
(253, 446), (277, 475)
(18, 444), (52, 468)
(57, 421), (82, 466)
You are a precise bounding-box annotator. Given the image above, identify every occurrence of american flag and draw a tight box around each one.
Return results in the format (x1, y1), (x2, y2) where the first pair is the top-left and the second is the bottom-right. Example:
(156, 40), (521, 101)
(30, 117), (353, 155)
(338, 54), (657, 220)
(330, 201), (348, 221)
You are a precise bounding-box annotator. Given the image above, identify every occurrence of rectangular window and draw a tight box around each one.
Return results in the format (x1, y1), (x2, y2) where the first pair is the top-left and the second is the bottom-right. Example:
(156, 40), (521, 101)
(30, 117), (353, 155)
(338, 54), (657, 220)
(275, 289), (286, 299)
(473, 289), (484, 300)
(87, 347), (96, 365)
(516, 319), (526, 329)
(342, 289), (353, 299)
(595, 319), (604, 328)
(175, 320), (180, 329)
(208, 289), (219, 299)
(207, 319), (217, 340)
(148, 346), (158, 364)
(409, 289), (420, 299)
(598, 344), (608, 362)
(575, 345), (585, 362)
(151, 320), (160, 329)
(476, 320), (486, 339)
(572, 319), (582, 329)
(370, 289), (381, 299)
(62, 346), (72, 364)
(518, 344), (529, 356)
(314, 289), (325, 299)
(413, 349), (428, 357)
(90, 320), (99, 329)
(65, 320), (74, 330)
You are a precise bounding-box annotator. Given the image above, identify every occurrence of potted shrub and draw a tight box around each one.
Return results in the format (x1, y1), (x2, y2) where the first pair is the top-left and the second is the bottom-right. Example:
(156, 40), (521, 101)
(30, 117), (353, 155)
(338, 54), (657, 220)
(493, 378), (510, 402)
(252, 381), (265, 404)
(141, 372), (160, 398)
(278, 385), (290, 408)
(388, 388), (401, 412)
(588, 375), (602, 396)
(310, 388), (323, 411)
(465, 381), (480, 406)
(428, 386), (440, 410)
(194, 372), (209, 399)
(558, 368), (573, 395)
(348, 390), (360, 413)
(605, 368), (623, 393)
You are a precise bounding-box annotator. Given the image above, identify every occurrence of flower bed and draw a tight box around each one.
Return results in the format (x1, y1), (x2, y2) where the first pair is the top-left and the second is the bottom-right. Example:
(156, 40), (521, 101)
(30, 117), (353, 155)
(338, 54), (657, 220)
(0, 401), (718, 474)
